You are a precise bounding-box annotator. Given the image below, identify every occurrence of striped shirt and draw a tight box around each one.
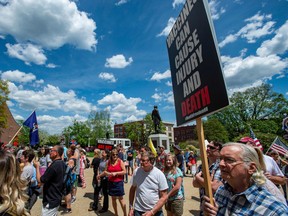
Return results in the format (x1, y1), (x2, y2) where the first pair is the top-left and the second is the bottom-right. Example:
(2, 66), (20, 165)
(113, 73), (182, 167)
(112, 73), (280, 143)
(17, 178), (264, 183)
(215, 183), (288, 215)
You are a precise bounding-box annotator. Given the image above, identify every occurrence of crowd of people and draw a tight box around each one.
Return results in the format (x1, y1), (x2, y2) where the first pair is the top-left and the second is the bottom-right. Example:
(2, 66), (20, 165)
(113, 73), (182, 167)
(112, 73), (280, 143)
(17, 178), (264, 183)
(1, 138), (288, 216)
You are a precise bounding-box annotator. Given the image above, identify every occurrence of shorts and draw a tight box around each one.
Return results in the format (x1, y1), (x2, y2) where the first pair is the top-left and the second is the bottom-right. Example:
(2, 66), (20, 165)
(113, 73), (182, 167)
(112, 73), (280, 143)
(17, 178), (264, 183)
(42, 204), (59, 216)
(165, 199), (184, 216)
(73, 176), (79, 187)
(129, 160), (133, 168)
(108, 181), (125, 197)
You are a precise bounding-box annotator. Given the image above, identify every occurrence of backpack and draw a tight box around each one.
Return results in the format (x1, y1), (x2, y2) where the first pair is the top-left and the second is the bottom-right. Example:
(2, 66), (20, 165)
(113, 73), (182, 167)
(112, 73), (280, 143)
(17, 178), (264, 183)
(85, 158), (90, 169)
(62, 164), (74, 196)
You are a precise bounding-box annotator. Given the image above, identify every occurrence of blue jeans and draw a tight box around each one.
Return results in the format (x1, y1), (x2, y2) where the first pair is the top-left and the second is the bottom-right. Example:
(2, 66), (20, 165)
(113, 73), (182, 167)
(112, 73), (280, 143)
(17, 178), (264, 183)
(134, 210), (163, 216)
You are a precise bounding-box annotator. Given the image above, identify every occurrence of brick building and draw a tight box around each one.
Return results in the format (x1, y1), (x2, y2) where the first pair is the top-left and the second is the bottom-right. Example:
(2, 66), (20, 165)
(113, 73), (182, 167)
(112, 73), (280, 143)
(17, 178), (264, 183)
(0, 103), (21, 146)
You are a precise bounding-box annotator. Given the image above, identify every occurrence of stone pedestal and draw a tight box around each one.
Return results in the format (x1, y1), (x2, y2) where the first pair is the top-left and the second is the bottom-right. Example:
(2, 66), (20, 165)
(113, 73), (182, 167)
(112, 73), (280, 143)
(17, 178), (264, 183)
(149, 134), (170, 153)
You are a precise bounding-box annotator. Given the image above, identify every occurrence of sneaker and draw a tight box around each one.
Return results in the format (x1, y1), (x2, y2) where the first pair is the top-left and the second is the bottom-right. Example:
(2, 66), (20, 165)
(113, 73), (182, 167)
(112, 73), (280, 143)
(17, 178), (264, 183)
(88, 207), (97, 211)
(61, 208), (72, 214)
(99, 209), (107, 213)
(71, 197), (76, 203)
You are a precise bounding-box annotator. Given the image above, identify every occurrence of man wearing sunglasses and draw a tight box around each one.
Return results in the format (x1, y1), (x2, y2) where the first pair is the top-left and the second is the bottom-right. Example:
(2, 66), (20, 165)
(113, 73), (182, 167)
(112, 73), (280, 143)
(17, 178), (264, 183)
(192, 141), (223, 216)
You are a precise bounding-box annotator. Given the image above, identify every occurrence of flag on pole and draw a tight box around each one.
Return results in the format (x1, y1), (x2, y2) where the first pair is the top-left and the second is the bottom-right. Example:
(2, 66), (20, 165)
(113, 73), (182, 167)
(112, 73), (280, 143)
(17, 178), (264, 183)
(250, 128), (263, 151)
(23, 111), (39, 146)
(148, 138), (157, 157)
(270, 137), (288, 156)
(282, 116), (288, 132)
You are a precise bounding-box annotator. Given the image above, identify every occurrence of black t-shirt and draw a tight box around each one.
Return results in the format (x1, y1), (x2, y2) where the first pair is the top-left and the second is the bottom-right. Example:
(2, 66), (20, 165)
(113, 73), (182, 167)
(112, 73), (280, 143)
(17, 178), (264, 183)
(40, 159), (65, 208)
(91, 157), (101, 184)
(176, 153), (184, 170)
(127, 150), (133, 161)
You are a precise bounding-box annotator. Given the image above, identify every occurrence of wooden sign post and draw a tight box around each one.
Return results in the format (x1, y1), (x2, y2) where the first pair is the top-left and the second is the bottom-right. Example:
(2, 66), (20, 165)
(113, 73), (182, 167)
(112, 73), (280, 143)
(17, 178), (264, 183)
(196, 118), (213, 204)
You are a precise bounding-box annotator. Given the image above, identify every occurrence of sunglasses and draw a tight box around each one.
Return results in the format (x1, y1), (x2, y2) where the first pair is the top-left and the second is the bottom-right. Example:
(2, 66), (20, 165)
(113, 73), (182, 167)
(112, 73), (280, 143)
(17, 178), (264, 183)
(207, 145), (217, 150)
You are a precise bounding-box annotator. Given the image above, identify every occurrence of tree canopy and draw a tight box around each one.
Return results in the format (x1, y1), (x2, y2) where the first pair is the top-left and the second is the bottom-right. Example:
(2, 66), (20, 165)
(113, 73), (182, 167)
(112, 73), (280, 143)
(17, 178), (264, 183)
(0, 80), (9, 134)
(209, 84), (288, 150)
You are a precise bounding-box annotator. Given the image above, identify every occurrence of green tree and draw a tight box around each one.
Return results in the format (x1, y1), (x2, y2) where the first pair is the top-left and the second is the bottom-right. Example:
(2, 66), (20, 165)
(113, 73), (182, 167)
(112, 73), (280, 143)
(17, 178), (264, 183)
(47, 134), (60, 145)
(63, 120), (91, 147)
(143, 114), (154, 140)
(86, 110), (112, 145)
(124, 121), (143, 146)
(203, 118), (229, 142)
(0, 80), (9, 134)
(211, 84), (288, 139)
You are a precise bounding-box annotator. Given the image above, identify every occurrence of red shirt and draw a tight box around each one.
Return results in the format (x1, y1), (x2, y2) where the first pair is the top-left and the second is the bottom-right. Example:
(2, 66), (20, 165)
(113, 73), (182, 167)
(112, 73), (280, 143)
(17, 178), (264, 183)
(107, 159), (123, 182)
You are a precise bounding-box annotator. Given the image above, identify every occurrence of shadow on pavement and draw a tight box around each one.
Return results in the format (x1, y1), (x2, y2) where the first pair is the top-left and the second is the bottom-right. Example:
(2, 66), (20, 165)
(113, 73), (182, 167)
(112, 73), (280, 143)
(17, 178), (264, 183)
(83, 192), (94, 200)
(190, 209), (201, 215)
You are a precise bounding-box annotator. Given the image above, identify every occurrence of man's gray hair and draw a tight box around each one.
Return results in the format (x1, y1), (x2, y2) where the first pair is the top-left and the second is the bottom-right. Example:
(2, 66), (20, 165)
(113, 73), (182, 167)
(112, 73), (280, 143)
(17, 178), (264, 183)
(223, 143), (266, 186)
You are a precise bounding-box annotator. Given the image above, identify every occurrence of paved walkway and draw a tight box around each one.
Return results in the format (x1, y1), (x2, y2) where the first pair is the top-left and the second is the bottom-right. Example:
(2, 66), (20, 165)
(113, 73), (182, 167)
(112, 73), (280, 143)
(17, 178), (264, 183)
(31, 162), (200, 216)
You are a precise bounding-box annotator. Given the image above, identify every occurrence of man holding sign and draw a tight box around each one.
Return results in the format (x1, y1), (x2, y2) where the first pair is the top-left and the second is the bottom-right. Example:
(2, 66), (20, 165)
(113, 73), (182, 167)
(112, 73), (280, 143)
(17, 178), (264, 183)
(203, 143), (288, 215)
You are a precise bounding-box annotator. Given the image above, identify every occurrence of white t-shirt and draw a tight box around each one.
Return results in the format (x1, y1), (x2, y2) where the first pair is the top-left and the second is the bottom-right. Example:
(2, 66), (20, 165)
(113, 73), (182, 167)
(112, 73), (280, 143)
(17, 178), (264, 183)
(21, 164), (34, 182)
(263, 155), (284, 176)
(131, 166), (168, 212)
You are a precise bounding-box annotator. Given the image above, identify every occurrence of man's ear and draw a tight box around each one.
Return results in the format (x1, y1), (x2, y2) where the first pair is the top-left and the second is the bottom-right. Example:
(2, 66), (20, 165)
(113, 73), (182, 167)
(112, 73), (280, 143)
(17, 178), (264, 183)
(247, 162), (257, 175)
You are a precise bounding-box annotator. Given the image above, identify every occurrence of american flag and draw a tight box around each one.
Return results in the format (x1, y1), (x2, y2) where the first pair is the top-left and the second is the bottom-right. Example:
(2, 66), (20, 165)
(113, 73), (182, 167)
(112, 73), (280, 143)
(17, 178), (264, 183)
(270, 137), (288, 156)
(250, 128), (263, 151)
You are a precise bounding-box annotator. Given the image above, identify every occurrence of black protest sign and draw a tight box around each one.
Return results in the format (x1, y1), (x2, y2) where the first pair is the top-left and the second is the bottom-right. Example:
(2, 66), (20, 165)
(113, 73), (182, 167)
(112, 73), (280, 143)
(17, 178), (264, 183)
(167, 0), (229, 126)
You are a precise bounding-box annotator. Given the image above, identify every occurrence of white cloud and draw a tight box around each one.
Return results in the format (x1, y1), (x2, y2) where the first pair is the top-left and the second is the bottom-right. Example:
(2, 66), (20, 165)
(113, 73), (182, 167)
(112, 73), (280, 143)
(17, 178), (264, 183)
(105, 54), (133, 68)
(1, 70), (36, 83)
(152, 91), (174, 104)
(46, 63), (58, 68)
(172, 0), (185, 8)
(219, 34), (238, 48)
(151, 70), (171, 82)
(97, 91), (146, 123)
(257, 20), (288, 56)
(8, 83), (96, 113)
(99, 72), (117, 83)
(5, 43), (47, 65)
(219, 12), (275, 47)
(37, 114), (87, 134)
(166, 81), (172, 86)
(115, 0), (128, 6)
(0, 0), (97, 50)
(222, 54), (287, 89)
(209, 0), (226, 20)
(157, 18), (175, 37)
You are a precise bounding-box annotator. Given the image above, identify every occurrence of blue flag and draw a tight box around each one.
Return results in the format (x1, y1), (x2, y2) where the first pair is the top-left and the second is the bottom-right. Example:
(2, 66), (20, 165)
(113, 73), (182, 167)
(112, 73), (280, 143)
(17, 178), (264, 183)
(23, 111), (39, 146)
(283, 116), (288, 132)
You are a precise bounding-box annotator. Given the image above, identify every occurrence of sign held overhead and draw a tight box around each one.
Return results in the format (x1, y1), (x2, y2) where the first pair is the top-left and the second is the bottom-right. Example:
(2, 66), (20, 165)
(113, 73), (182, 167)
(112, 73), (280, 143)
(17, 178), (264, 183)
(167, 0), (229, 126)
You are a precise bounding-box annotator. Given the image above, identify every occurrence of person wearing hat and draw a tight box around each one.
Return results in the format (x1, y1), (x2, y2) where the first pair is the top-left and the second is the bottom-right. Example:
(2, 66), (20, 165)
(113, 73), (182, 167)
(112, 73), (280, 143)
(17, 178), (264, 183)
(173, 145), (184, 175)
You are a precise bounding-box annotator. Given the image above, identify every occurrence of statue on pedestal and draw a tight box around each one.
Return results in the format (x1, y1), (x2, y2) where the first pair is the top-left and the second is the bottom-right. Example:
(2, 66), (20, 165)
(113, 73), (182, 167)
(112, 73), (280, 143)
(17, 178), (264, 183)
(152, 105), (162, 134)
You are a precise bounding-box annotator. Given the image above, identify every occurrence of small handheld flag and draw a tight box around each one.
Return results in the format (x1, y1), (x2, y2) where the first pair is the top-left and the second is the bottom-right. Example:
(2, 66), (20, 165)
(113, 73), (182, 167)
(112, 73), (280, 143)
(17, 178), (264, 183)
(250, 128), (263, 151)
(270, 137), (288, 156)
(23, 111), (39, 146)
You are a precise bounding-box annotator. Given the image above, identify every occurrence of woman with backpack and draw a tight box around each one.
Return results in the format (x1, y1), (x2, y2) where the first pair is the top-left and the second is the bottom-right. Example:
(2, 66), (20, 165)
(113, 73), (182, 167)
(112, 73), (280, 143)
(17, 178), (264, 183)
(62, 158), (77, 214)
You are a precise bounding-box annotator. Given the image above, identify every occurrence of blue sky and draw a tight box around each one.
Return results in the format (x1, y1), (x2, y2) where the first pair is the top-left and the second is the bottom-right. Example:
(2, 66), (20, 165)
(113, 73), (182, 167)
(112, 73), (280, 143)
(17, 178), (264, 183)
(0, 0), (287, 134)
